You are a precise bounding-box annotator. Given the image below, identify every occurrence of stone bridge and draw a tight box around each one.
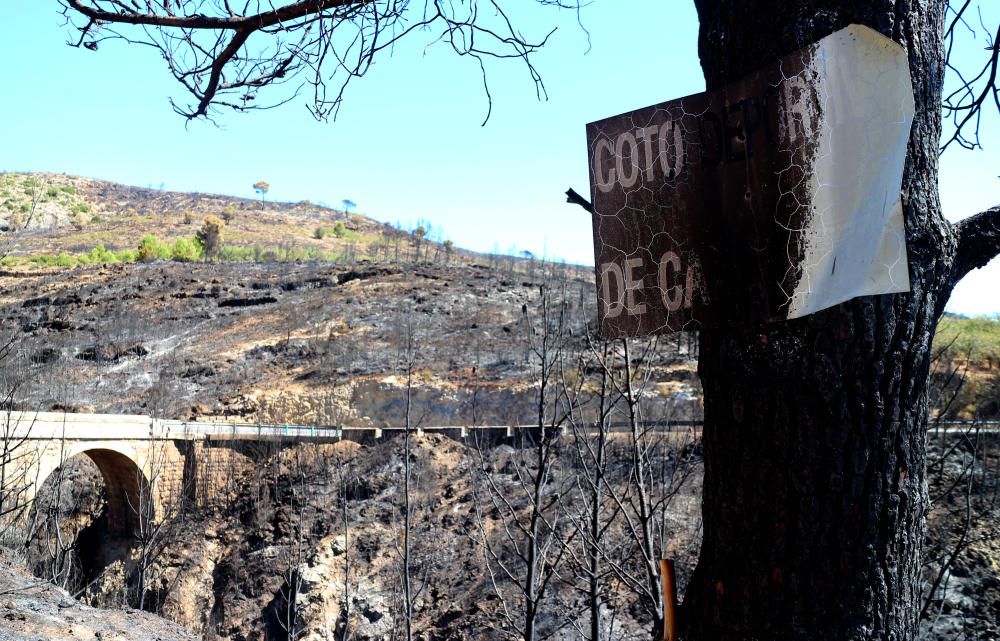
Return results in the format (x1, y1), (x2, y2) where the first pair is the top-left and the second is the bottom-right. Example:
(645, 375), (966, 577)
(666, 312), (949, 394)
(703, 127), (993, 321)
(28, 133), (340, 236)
(0, 411), (520, 537)
(0, 411), (357, 537)
(1, 410), (988, 538)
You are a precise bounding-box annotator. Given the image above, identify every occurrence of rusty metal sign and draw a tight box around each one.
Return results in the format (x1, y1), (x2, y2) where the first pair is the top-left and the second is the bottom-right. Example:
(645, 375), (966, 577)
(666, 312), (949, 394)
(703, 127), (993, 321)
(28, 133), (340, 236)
(588, 24), (914, 339)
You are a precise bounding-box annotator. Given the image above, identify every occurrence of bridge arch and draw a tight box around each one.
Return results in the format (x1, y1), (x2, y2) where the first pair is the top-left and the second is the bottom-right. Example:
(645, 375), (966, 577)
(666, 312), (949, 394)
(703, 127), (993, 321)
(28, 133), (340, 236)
(36, 445), (151, 537)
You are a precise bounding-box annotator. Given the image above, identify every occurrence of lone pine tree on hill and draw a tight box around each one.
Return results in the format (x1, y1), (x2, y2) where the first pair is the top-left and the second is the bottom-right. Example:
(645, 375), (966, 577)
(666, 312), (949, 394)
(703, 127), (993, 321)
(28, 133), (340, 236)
(253, 181), (269, 208)
(59, 1), (1000, 639)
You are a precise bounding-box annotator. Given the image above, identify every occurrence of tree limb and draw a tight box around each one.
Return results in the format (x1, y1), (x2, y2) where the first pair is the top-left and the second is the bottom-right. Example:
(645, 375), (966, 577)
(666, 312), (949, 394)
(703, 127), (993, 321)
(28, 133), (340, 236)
(63, 0), (367, 31)
(951, 205), (1000, 287)
(941, 8), (1000, 152)
(181, 28), (250, 117)
(565, 188), (593, 214)
(60, 0), (578, 121)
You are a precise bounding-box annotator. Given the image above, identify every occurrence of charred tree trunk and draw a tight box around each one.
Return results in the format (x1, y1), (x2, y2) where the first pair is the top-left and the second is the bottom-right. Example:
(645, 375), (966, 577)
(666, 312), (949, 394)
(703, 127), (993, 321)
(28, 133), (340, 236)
(681, 2), (980, 640)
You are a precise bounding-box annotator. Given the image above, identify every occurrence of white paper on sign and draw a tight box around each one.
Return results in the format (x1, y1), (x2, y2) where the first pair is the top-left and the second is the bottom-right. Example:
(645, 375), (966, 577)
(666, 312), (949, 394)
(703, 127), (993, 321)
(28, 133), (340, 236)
(784, 24), (914, 318)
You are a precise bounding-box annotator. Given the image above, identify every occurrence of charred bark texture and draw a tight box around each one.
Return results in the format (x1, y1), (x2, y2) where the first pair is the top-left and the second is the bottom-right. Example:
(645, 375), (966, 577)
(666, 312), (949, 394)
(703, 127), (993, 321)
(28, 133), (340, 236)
(681, 2), (955, 640)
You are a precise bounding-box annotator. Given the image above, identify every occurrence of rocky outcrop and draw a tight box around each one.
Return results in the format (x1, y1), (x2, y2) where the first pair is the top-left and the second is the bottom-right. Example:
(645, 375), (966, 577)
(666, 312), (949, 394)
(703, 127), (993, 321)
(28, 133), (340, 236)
(0, 549), (198, 641)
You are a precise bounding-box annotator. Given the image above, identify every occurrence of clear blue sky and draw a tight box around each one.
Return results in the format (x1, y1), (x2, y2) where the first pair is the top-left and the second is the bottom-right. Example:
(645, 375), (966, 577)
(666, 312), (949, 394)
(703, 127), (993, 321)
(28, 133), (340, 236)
(1, 2), (997, 316)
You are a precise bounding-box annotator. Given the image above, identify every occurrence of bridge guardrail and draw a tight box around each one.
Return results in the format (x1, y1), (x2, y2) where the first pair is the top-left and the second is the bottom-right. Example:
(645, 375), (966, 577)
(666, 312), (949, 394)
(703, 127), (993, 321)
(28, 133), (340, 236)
(5, 411), (998, 442)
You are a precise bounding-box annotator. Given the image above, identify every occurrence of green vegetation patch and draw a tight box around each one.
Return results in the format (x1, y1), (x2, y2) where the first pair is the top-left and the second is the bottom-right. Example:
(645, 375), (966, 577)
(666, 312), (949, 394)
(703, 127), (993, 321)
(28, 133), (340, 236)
(1, 244), (134, 269)
(935, 314), (1000, 366)
(138, 234), (204, 262)
(313, 222), (357, 240)
(2, 233), (346, 270)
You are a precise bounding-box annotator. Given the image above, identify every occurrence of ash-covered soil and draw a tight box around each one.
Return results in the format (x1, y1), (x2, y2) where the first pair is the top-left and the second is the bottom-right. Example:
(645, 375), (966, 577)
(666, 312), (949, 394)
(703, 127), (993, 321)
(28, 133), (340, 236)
(19, 433), (704, 641)
(920, 434), (1000, 641)
(14, 430), (1000, 641)
(0, 548), (197, 641)
(0, 260), (700, 426)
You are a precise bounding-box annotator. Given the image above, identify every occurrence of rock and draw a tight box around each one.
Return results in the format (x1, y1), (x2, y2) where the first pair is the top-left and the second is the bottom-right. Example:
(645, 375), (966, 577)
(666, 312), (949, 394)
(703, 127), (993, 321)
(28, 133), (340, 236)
(217, 296), (278, 308)
(30, 347), (62, 363)
(75, 342), (148, 363)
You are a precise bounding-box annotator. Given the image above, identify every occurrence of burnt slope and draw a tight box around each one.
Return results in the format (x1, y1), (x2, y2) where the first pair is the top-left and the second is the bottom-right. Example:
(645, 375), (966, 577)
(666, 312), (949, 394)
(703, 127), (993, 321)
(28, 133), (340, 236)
(0, 259), (700, 425)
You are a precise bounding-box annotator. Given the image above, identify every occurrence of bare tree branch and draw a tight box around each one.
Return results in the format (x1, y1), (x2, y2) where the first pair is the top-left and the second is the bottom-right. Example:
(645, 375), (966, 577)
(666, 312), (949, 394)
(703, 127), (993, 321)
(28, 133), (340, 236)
(564, 188), (593, 214)
(941, 1), (1000, 151)
(63, 0), (367, 30)
(59, 0), (581, 121)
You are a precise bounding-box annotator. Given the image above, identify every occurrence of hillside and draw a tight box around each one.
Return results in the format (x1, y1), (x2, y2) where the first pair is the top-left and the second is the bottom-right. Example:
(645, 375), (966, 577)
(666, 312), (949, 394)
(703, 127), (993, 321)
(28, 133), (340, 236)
(930, 313), (1000, 420)
(0, 172), (471, 268)
(0, 172), (705, 641)
(0, 172), (700, 425)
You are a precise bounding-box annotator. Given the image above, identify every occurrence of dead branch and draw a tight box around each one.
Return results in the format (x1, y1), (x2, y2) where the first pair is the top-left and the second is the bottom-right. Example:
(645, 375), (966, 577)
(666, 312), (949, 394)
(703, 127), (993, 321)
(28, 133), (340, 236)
(59, 0), (581, 121)
(941, 2), (1000, 151)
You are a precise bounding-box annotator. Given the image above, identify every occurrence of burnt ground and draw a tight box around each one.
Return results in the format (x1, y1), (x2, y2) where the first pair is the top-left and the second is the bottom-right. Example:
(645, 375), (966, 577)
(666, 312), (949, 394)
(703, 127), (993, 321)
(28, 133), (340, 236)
(15, 429), (998, 641)
(0, 548), (197, 641)
(18, 433), (705, 641)
(0, 259), (700, 427)
(920, 433), (1000, 641)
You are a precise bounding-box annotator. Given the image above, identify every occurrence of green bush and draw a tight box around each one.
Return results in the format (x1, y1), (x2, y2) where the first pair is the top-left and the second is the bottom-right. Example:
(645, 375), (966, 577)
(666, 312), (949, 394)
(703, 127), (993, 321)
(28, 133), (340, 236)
(86, 244), (119, 264)
(11, 243), (137, 270)
(313, 222), (354, 240)
(171, 237), (204, 262)
(13, 236), (347, 271)
(73, 202), (91, 214)
(137, 234), (172, 262)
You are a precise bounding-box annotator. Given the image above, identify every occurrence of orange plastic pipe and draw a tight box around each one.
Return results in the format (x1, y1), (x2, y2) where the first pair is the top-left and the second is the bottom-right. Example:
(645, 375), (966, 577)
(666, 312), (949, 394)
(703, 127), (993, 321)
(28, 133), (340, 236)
(660, 559), (678, 641)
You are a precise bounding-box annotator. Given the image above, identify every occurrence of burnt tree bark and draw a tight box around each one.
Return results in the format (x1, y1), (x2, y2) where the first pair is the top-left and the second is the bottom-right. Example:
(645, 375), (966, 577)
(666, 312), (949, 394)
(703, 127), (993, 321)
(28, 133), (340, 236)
(681, 2), (1000, 641)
